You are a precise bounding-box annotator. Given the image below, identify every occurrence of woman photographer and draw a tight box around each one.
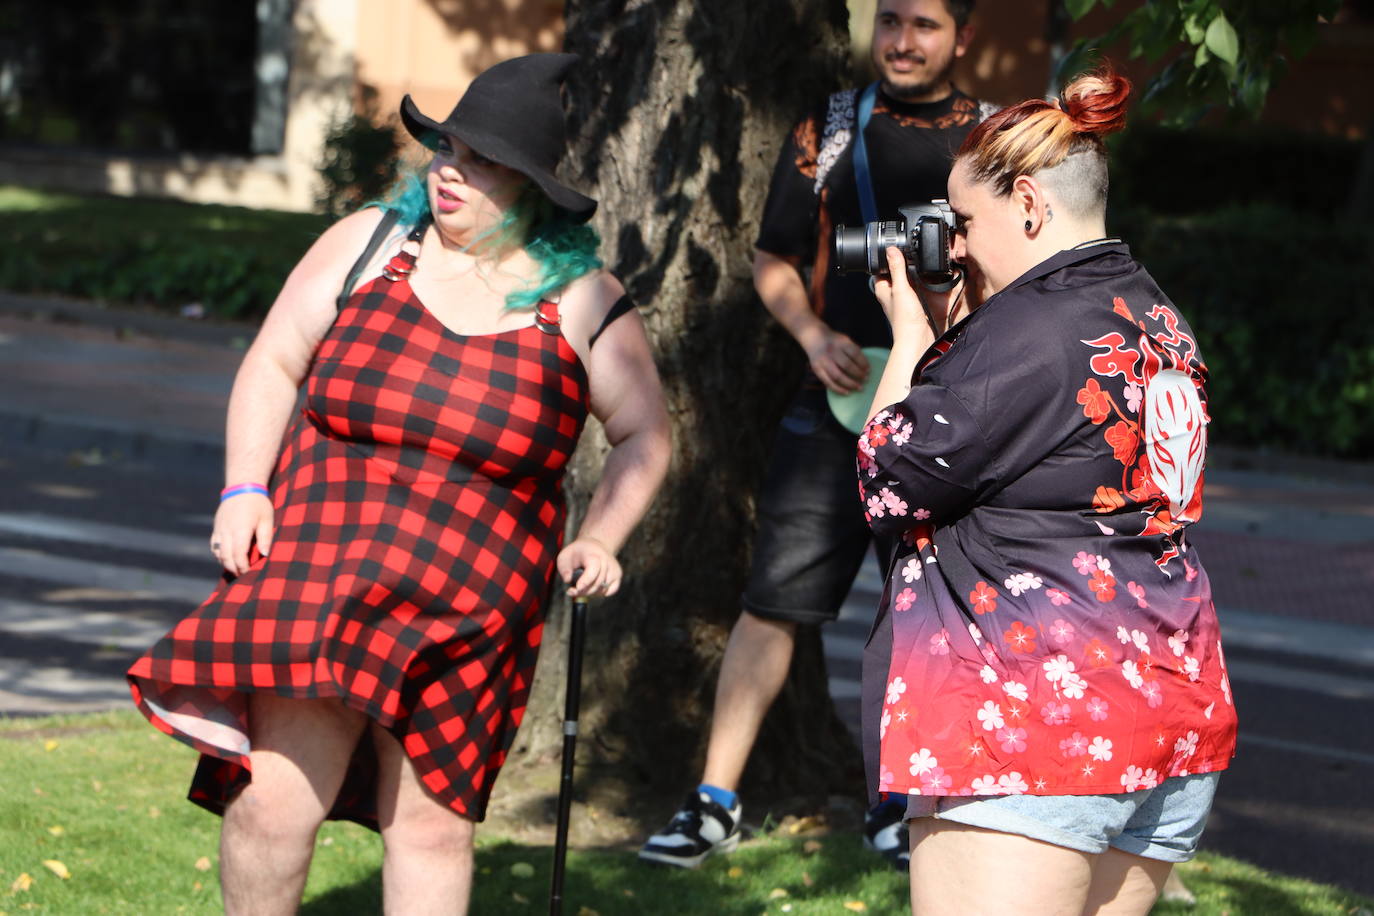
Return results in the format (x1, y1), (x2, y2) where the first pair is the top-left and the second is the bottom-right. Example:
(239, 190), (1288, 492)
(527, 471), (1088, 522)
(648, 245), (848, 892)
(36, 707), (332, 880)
(860, 66), (1236, 915)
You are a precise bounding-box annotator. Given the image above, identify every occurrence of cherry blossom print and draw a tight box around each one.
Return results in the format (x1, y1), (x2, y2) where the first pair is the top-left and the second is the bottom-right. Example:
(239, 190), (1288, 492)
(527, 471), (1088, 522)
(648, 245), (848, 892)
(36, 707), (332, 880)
(1122, 660), (1144, 690)
(1086, 697), (1109, 721)
(866, 495), (886, 518)
(1060, 670), (1087, 700)
(1096, 556), (1112, 574)
(879, 764), (895, 791)
(1221, 671), (1232, 706)
(1042, 702), (1072, 726)
(969, 581), (999, 615)
(922, 767), (953, 793)
(1006, 700), (1030, 723)
(902, 558), (922, 583)
(1084, 638), (1114, 668)
(1123, 381), (1142, 414)
(1127, 581), (1149, 608)
(867, 424), (889, 448)
(1004, 621), (1037, 653)
(1119, 764), (1160, 792)
(929, 629), (951, 655)
(1174, 730), (1199, 761)
(1183, 656), (1201, 682)
(913, 507), (931, 520)
(1060, 731), (1089, 757)
(891, 421), (913, 447)
(1002, 680), (1029, 702)
(968, 622), (983, 644)
(1104, 420), (1139, 465)
(970, 774), (999, 795)
(1047, 618), (1076, 646)
(1116, 626), (1132, 645)
(1042, 654), (1078, 686)
(1089, 568), (1118, 602)
(998, 772), (1030, 794)
(1093, 485), (1127, 513)
(894, 588), (916, 612)
(1047, 588), (1071, 607)
(1003, 572), (1044, 597)
(1141, 681), (1164, 707)
(1089, 736), (1114, 761)
(886, 677), (908, 706)
(1168, 629), (1190, 657)
(880, 487), (908, 516)
(910, 748), (939, 776)
(976, 700), (1005, 731)
(1076, 378), (1113, 424)
(1131, 629), (1151, 653)
(1073, 551), (1099, 576)
(979, 665), (999, 685)
(1138, 652), (1158, 681)
(881, 708), (891, 738)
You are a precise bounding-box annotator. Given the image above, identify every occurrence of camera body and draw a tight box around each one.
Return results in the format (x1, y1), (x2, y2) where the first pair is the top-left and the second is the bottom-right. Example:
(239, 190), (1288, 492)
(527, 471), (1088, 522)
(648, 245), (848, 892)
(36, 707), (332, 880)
(832, 200), (959, 291)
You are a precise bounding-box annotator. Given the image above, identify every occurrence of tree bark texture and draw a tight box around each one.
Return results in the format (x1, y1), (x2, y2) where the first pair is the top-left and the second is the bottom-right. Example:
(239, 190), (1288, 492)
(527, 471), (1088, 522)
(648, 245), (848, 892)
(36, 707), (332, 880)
(507, 0), (865, 807)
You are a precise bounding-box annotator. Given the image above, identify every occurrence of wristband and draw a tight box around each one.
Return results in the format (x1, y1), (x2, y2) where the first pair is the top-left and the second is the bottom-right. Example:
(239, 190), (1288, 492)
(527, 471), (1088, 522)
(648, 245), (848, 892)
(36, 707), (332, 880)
(220, 483), (270, 503)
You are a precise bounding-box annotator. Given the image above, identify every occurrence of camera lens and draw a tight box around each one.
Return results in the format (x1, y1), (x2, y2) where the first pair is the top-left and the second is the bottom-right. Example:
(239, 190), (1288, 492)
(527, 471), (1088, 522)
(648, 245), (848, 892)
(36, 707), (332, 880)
(832, 226), (870, 273)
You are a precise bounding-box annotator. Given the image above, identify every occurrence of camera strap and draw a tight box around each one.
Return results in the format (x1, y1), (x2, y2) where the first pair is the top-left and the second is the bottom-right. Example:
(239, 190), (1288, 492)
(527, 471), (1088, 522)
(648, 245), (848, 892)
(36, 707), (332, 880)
(852, 81), (880, 225)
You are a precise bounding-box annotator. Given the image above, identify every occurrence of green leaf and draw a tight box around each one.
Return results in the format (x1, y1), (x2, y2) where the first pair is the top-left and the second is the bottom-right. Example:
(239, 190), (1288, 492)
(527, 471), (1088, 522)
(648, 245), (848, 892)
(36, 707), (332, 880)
(1182, 14), (1205, 45)
(1065, 0), (1099, 20)
(1194, 42), (1210, 69)
(1204, 12), (1240, 66)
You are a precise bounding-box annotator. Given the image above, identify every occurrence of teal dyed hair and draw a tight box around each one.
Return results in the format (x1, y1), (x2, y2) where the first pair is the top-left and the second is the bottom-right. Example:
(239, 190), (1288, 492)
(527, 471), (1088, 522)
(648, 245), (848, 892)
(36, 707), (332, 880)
(368, 158), (602, 312)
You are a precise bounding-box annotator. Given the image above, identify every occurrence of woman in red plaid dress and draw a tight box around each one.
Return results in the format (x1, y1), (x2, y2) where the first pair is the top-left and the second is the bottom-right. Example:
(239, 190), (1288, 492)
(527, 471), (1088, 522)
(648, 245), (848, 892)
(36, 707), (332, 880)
(127, 54), (669, 915)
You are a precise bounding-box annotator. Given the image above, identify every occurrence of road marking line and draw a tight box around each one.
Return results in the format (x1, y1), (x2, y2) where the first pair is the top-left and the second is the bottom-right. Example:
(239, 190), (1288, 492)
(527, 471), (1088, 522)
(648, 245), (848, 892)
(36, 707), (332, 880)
(0, 546), (212, 604)
(0, 511), (207, 559)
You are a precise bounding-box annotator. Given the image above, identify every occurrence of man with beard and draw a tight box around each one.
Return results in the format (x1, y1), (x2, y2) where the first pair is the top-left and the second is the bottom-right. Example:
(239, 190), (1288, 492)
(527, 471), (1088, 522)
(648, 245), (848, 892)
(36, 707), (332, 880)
(640, 0), (991, 872)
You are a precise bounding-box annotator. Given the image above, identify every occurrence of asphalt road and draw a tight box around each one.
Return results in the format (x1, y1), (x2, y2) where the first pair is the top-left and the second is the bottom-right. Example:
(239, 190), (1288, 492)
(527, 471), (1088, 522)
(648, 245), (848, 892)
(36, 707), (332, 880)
(2, 438), (1372, 897)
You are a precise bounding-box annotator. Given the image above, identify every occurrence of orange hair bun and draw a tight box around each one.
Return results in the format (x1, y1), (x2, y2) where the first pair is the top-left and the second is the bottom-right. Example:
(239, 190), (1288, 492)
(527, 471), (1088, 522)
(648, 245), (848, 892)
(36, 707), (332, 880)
(1060, 66), (1132, 137)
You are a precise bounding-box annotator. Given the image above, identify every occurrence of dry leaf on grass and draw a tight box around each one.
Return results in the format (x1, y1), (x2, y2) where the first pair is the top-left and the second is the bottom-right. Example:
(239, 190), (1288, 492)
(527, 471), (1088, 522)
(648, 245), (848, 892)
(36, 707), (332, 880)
(802, 839), (823, 854)
(843, 902), (868, 913)
(43, 740), (57, 752)
(10, 873), (33, 892)
(46, 826), (64, 837)
(727, 866), (744, 878)
(509, 862), (536, 879)
(511, 892), (529, 904)
(90, 779), (103, 792)
(41, 860), (70, 880)
(801, 871), (814, 887)
(194, 857), (212, 872)
(147, 806), (161, 819)
(575, 908), (599, 916)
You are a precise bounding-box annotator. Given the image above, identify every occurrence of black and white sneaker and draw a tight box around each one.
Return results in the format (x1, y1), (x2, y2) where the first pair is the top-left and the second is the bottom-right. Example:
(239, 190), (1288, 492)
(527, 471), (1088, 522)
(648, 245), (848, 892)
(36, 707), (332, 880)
(863, 800), (910, 872)
(638, 790), (742, 868)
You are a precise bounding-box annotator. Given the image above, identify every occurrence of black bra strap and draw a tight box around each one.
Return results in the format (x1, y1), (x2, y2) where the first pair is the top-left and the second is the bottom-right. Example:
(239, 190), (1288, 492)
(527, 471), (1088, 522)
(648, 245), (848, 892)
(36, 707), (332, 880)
(588, 294), (637, 349)
(336, 208), (400, 310)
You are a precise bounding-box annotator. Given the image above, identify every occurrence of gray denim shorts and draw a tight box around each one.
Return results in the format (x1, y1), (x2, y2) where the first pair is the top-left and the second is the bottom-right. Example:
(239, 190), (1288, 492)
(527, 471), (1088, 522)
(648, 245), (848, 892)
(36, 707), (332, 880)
(904, 773), (1221, 863)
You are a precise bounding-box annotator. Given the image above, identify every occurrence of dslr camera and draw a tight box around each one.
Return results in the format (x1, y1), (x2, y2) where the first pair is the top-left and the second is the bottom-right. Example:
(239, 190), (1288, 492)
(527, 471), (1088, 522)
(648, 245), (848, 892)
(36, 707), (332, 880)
(833, 200), (960, 291)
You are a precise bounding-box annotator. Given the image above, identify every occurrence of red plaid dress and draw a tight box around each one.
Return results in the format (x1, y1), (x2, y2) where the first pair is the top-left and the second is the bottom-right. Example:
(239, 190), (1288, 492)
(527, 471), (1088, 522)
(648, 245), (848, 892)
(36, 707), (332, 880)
(128, 222), (588, 827)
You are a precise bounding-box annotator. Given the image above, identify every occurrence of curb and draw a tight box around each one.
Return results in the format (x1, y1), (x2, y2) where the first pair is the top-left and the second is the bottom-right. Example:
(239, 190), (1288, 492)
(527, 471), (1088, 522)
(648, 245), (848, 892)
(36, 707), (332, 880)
(0, 291), (257, 348)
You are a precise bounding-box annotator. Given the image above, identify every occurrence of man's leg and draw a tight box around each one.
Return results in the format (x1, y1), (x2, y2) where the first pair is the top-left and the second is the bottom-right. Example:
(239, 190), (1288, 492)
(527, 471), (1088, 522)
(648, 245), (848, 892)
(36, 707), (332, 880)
(220, 693), (368, 915)
(700, 610), (798, 792)
(373, 723), (475, 916)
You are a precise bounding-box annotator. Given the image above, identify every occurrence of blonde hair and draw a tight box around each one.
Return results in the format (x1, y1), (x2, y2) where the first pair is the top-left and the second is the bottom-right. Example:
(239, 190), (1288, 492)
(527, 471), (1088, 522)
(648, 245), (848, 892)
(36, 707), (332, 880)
(956, 65), (1131, 205)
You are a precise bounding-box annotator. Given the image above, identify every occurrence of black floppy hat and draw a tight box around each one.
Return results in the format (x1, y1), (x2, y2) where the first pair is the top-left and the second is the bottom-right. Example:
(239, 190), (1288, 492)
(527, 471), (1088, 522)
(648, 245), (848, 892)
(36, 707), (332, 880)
(400, 53), (596, 223)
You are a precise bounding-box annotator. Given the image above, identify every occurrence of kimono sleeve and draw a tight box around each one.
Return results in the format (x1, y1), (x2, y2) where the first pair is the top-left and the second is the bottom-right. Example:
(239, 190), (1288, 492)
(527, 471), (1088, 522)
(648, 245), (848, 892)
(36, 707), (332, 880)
(856, 383), (994, 537)
(755, 109), (823, 262)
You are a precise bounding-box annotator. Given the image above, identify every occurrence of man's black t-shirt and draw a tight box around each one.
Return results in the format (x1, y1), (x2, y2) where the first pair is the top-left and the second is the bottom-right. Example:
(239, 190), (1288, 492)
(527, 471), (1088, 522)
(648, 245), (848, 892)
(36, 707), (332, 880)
(756, 87), (984, 353)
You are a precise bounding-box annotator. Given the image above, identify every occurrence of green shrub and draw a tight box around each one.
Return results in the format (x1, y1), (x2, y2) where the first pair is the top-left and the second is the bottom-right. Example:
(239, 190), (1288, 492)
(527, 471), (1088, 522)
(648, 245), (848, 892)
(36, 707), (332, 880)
(1117, 203), (1374, 459)
(315, 97), (400, 219)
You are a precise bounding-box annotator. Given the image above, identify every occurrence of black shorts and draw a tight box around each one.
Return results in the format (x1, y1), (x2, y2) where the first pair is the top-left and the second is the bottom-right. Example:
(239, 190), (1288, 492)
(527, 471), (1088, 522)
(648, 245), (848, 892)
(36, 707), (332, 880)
(741, 389), (873, 626)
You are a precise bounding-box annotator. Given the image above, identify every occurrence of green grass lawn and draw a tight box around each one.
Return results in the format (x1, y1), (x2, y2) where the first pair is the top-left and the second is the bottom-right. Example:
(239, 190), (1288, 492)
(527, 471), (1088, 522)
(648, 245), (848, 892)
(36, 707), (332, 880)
(2, 710), (1369, 915)
(0, 185), (328, 319)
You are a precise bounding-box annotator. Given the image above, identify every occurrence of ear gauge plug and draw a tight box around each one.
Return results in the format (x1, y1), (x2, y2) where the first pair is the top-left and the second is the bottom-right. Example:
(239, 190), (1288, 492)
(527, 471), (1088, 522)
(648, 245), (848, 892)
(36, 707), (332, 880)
(1025, 219), (1032, 232)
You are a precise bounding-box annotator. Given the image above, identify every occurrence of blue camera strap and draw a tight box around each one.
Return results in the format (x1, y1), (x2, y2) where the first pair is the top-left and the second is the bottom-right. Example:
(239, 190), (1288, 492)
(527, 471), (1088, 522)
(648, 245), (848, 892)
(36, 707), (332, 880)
(853, 81), (880, 225)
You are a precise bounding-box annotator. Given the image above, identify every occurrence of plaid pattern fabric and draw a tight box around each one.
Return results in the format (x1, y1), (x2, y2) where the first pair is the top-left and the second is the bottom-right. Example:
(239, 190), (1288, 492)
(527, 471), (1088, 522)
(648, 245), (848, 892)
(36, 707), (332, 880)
(129, 235), (589, 827)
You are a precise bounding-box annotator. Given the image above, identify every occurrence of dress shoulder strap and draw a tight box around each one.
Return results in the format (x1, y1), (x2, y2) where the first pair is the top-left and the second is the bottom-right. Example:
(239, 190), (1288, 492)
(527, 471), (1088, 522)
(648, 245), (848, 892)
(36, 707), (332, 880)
(336, 208), (400, 310)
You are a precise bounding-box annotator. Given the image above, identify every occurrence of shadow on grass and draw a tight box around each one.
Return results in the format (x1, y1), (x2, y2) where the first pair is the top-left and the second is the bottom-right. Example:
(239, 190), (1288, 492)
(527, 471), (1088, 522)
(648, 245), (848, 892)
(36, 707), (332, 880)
(302, 835), (906, 915)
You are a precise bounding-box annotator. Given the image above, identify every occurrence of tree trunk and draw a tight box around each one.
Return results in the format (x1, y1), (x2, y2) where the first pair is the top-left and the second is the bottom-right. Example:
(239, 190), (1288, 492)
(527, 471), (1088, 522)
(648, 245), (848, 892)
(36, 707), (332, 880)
(503, 0), (864, 821)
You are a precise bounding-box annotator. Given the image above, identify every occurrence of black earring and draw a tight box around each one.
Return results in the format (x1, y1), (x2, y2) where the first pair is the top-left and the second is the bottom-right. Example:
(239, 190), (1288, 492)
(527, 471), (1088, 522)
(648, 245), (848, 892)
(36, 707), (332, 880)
(1025, 219), (1032, 232)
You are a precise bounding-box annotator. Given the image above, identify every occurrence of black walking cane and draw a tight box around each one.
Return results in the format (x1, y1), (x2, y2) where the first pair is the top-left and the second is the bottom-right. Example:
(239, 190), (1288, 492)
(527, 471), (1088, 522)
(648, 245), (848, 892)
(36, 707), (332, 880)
(549, 574), (589, 916)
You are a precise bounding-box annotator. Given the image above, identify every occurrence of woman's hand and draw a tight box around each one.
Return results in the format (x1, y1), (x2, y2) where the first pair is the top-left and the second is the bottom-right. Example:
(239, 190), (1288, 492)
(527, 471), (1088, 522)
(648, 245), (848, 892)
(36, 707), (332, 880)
(210, 493), (273, 577)
(557, 538), (622, 598)
(872, 247), (967, 338)
(801, 326), (870, 394)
